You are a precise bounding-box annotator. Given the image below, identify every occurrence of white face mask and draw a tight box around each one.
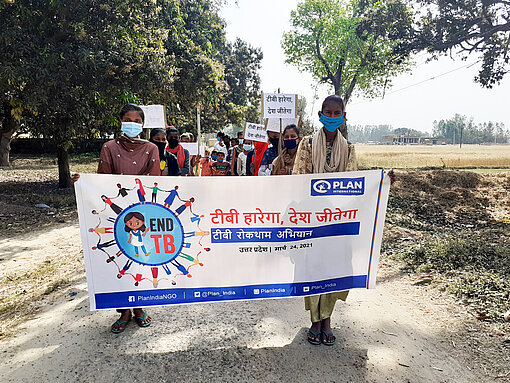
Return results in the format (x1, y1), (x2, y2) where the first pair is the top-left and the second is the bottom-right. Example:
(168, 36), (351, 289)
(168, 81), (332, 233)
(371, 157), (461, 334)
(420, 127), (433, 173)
(121, 122), (143, 137)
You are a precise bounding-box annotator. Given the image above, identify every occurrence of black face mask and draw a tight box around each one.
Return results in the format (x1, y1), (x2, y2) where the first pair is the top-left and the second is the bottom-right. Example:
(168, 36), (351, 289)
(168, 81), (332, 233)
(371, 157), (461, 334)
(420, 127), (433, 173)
(269, 137), (280, 148)
(167, 138), (179, 149)
(152, 141), (166, 159)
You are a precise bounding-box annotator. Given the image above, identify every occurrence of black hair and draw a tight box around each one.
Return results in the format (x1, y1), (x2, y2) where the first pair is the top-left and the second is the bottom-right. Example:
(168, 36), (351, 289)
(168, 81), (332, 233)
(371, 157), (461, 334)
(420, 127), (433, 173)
(166, 126), (180, 136)
(124, 211), (146, 232)
(237, 131), (243, 138)
(120, 104), (145, 123)
(150, 128), (166, 140)
(283, 124), (300, 137)
(217, 132), (224, 138)
(321, 95), (345, 112)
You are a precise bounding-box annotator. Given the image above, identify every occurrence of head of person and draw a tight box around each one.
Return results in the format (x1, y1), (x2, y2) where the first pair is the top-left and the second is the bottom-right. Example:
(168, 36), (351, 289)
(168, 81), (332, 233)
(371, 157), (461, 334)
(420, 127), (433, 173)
(119, 104), (145, 138)
(166, 126), (180, 149)
(242, 139), (253, 152)
(231, 138), (239, 147)
(223, 135), (231, 149)
(318, 95), (345, 133)
(124, 211), (146, 232)
(282, 124), (300, 150)
(180, 133), (190, 143)
(188, 133), (195, 142)
(149, 128), (167, 158)
(204, 149), (210, 158)
(237, 131), (244, 144)
(211, 150), (218, 161)
(268, 131), (281, 148)
(217, 132), (224, 142)
(217, 151), (225, 162)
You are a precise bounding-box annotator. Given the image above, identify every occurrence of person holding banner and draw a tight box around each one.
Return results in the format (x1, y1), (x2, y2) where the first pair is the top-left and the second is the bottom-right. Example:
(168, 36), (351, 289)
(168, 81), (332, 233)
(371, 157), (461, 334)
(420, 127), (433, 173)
(165, 127), (190, 176)
(293, 95), (357, 346)
(72, 103), (157, 333)
(271, 124), (301, 176)
(258, 131), (282, 176)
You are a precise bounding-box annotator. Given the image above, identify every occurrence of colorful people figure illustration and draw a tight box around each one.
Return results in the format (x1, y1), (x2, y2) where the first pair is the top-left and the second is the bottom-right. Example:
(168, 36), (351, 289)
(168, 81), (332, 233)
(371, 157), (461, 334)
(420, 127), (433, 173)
(134, 178), (146, 202)
(175, 197), (194, 216)
(117, 259), (133, 278)
(145, 182), (165, 204)
(124, 212), (151, 256)
(117, 183), (134, 197)
(89, 217), (113, 236)
(163, 186), (181, 208)
(92, 239), (117, 251)
(101, 195), (123, 215)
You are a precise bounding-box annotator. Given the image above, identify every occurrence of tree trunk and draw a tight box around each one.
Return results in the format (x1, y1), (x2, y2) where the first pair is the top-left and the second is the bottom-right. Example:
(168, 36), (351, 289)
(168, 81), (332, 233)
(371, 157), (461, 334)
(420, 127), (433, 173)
(57, 143), (71, 188)
(0, 102), (16, 167)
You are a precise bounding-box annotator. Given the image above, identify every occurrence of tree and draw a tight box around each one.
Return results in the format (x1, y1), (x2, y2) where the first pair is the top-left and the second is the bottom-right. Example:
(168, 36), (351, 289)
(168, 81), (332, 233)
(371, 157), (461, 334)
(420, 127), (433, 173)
(282, 0), (414, 104)
(407, 1), (510, 87)
(0, 0), (176, 186)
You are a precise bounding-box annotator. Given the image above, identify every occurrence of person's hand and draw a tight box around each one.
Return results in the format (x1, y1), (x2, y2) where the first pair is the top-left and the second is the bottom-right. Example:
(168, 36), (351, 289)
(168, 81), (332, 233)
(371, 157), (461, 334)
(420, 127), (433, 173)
(388, 170), (396, 185)
(71, 173), (80, 184)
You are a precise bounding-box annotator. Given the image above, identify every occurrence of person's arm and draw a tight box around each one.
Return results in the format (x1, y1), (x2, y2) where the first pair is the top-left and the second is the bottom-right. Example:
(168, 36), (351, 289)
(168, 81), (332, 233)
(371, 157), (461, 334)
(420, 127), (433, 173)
(180, 149), (190, 175)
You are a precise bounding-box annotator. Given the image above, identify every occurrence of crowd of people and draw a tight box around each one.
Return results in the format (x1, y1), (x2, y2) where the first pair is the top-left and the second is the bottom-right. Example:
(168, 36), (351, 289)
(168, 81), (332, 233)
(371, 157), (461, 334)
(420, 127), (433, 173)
(71, 96), (414, 344)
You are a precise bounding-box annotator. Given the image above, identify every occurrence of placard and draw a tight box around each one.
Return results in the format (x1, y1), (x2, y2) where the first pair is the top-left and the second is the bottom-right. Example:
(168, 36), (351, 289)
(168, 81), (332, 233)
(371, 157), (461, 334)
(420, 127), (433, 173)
(265, 116), (301, 133)
(262, 93), (297, 119)
(243, 122), (268, 143)
(140, 105), (166, 129)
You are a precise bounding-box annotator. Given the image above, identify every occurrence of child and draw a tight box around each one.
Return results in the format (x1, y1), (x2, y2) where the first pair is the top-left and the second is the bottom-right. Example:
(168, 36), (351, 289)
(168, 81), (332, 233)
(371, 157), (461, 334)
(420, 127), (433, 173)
(293, 95), (357, 346)
(199, 149), (213, 176)
(271, 125), (301, 175)
(72, 104), (155, 333)
(237, 139), (253, 176)
(124, 211), (150, 257)
(211, 151), (231, 176)
(165, 126), (190, 176)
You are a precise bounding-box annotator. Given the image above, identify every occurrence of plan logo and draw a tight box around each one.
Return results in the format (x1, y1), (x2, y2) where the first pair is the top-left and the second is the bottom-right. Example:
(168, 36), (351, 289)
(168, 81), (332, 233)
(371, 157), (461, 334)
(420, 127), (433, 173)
(311, 177), (365, 196)
(128, 296), (135, 303)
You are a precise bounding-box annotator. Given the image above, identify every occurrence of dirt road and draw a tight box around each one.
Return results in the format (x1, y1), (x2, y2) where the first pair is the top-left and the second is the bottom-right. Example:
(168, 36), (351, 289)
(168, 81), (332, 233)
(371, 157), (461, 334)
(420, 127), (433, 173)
(0, 224), (499, 382)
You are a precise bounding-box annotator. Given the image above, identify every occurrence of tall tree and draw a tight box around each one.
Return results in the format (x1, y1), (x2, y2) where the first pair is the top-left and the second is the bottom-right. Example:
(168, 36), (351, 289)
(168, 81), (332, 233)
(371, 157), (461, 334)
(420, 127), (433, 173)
(407, 0), (510, 87)
(282, 0), (414, 104)
(0, 0), (175, 186)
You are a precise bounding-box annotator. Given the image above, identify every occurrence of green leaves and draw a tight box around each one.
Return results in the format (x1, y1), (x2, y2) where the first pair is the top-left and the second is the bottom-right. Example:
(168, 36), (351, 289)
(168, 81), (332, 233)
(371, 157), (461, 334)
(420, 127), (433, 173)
(282, 0), (413, 103)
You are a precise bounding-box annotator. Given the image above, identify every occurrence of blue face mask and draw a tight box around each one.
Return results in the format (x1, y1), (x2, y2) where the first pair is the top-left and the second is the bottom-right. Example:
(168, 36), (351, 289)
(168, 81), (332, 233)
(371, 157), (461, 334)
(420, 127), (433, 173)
(319, 113), (344, 133)
(239, 139), (244, 145)
(218, 158), (224, 162)
(121, 121), (143, 137)
(211, 154), (218, 161)
(243, 144), (252, 151)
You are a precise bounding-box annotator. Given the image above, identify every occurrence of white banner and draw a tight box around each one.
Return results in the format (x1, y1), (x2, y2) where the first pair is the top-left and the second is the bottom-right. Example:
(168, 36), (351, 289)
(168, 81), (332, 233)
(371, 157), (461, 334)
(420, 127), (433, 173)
(265, 116), (301, 133)
(262, 93), (297, 119)
(244, 122), (267, 143)
(140, 105), (166, 129)
(75, 170), (390, 310)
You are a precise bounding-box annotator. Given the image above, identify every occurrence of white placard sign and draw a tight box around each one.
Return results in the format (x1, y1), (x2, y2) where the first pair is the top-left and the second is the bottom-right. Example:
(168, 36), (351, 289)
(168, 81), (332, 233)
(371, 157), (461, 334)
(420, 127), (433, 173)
(180, 142), (199, 156)
(74, 170), (390, 310)
(266, 117), (301, 133)
(140, 105), (166, 129)
(244, 122), (268, 143)
(262, 93), (297, 119)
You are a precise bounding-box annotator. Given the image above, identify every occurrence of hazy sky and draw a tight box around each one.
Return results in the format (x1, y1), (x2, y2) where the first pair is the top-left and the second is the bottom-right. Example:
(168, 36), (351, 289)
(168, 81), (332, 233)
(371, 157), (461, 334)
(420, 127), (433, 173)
(220, 0), (510, 134)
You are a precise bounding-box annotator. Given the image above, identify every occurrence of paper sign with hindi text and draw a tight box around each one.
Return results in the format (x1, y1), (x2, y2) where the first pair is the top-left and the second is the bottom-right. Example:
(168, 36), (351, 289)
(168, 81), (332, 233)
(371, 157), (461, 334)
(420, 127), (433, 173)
(262, 93), (297, 119)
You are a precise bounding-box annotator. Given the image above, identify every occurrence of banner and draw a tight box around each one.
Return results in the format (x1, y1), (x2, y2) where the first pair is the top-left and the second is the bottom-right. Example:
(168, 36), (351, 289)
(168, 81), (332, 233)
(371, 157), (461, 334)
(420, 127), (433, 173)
(75, 170), (390, 310)
(262, 93), (297, 119)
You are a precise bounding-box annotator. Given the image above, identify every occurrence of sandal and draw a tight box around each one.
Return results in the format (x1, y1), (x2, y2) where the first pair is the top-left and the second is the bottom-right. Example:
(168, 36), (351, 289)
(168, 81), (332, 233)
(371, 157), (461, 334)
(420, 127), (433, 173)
(307, 329), (321, 345)
(135, 311), (152, 328)
(111, 318), (130, 334)
(321, 330), (336, 346)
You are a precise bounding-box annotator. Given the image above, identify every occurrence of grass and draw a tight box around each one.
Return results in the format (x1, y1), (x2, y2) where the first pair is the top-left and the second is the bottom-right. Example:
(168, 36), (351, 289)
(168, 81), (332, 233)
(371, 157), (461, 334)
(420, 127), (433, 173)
(392, 236), (510, 321)
(356, 144), (510, 169)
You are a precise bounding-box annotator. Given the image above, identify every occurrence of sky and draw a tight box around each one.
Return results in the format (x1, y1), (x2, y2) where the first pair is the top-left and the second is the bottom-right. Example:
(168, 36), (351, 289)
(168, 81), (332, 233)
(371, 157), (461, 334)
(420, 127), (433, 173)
(219, 0), (510, 134)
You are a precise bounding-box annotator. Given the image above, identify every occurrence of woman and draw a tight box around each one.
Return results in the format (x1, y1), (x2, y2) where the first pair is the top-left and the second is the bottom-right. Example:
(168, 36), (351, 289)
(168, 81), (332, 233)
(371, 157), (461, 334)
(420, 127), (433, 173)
(73, 103), (158, 333)
(271, 124), (300, 175)
(165, 126), (190, 176)
(293, 95), (357, 346)
(149, 128), (179, 176)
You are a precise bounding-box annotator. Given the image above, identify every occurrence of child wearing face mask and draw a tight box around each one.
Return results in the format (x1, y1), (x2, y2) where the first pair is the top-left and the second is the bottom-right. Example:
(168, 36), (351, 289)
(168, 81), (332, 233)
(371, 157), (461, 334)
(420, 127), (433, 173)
(271, 125), (301, 175)
(165, 126), (190, 176)
(149, 128), (179, 176)
(237, 139), (253, 176)
(211, 151), (231, 176)
(199, 149), (213, 176)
